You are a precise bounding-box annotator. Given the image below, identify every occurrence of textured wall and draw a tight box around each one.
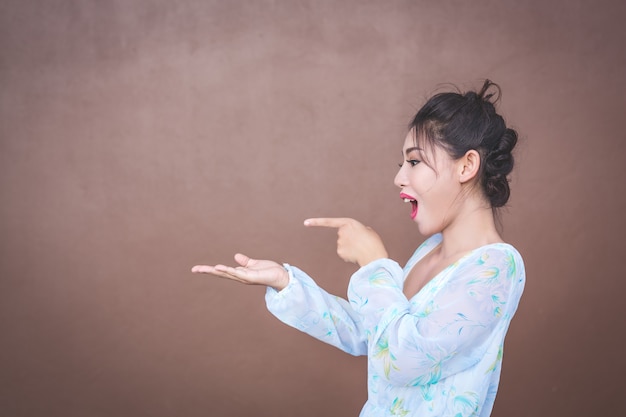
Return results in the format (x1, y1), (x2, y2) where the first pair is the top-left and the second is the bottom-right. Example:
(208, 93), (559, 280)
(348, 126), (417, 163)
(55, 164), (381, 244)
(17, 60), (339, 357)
(1, 0), (625, 416)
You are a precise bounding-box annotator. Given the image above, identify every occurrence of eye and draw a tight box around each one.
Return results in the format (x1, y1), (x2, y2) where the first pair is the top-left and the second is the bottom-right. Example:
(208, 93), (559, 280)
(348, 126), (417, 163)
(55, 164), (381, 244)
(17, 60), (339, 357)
(407, 159), (420, 167)
(398, 159), (421, 168)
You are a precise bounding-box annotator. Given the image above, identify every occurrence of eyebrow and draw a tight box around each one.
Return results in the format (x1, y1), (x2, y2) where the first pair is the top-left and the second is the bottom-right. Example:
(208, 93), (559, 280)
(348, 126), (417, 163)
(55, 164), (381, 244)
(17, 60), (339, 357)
(404, 146), (422, 156)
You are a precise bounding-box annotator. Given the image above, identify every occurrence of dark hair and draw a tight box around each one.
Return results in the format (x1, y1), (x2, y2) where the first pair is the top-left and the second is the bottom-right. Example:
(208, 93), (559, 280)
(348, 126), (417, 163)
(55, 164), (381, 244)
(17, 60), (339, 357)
(410, 80), (518, 208)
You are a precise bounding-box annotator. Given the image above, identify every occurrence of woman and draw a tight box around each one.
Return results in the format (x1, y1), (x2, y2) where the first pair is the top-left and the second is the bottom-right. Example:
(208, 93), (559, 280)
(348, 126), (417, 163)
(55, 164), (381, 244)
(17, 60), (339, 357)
(192, 80), (525, 416)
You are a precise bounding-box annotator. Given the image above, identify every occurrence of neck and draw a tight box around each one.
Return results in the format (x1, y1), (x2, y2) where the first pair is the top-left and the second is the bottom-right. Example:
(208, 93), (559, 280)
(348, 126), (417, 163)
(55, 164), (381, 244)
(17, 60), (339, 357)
(439, 200), (502, 259)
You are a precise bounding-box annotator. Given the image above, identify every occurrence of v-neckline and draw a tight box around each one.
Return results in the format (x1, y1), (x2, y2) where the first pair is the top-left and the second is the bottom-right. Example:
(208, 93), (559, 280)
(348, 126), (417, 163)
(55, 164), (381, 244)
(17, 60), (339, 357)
(404, 235), (511, 302)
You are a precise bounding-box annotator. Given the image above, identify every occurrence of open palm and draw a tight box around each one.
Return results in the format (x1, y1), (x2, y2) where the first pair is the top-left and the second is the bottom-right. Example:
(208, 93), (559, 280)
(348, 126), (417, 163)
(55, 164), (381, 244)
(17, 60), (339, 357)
(192, 253), (289, 291)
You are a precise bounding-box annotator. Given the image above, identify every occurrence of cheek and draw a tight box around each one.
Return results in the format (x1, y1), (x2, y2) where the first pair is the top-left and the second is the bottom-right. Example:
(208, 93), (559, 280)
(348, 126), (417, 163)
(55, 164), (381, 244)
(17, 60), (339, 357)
(412, 168), (438, 194)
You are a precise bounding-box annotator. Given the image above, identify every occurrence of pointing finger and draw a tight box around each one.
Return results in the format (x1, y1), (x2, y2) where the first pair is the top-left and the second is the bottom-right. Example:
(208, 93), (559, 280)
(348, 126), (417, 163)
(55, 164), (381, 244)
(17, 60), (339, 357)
(304, 218), (353, 228)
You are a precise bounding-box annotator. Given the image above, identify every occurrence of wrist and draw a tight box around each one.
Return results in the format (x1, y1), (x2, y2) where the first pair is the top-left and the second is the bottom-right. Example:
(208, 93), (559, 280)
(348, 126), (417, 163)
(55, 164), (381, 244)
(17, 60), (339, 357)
(271, 265), (290, 291)
(358, 250), (389, 267)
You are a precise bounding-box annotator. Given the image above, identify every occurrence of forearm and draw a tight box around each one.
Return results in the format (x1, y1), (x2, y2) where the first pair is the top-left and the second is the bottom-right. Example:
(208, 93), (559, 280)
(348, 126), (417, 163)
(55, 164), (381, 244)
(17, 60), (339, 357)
(265, 264), (368, 356)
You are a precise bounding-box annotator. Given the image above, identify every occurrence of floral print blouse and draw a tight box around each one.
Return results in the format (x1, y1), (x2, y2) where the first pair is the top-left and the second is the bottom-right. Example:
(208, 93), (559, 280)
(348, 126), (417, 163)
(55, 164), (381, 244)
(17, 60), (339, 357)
(265, 233), (525, 416)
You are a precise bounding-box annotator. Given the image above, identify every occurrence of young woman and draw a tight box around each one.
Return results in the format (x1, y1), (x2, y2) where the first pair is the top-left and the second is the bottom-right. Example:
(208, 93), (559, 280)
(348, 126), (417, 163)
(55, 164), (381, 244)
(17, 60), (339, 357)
(192, 80), (525, 417)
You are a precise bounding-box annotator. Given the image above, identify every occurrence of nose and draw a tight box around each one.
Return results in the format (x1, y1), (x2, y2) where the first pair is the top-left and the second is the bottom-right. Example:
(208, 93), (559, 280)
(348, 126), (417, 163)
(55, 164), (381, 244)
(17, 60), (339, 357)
(394, 164), (407, 188)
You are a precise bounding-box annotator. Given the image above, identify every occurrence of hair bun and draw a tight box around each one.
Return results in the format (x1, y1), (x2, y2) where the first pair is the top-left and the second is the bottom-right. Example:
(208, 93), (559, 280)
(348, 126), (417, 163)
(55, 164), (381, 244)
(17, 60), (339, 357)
(483, 128), (518, 207)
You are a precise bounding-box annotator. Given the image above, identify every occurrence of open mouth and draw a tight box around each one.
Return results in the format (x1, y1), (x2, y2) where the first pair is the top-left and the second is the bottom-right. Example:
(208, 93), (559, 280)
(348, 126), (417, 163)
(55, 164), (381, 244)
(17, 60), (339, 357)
(400, 193), (418, 219)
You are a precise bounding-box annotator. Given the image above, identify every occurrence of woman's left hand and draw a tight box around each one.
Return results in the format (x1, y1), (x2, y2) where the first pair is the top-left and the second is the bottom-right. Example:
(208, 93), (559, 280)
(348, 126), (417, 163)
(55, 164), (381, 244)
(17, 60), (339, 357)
(191, 254), (289, 291)
(304, 218), (388, 267)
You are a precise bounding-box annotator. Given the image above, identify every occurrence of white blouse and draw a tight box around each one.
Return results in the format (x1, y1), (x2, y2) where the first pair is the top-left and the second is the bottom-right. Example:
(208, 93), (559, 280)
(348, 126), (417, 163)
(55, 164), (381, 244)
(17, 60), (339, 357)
(265, 233), (525, 416)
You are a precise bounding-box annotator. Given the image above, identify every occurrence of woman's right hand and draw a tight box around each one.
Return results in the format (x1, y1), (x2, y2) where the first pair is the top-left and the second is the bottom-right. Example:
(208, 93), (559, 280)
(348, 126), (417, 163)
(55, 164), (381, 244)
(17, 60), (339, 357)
(304, 217), (388, 267)
(191, 253), (289, 291)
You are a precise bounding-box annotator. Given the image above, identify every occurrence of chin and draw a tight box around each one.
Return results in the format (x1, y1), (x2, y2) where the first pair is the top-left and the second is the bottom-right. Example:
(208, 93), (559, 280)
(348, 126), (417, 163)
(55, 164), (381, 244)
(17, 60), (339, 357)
(415, 222), (431, 237)
(415, 220), (441, 237)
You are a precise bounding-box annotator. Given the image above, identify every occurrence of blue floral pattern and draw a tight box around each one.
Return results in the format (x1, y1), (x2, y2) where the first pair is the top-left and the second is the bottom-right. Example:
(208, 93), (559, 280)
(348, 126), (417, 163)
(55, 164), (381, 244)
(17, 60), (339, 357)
(265, 234), (525, 416)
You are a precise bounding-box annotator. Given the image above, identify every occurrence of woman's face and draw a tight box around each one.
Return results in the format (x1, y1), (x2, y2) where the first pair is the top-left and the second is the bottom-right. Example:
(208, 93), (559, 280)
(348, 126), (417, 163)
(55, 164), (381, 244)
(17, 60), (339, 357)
(394, 132), (463, 236)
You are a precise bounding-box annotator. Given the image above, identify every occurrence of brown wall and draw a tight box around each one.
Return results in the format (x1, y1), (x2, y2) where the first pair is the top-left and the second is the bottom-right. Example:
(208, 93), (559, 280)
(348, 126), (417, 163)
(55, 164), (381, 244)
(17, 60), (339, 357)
(1, 1), (625, 416)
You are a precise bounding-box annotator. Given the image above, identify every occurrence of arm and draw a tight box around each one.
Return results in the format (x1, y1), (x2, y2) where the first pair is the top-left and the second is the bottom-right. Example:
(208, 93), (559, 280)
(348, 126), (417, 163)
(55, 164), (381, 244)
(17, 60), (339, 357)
(191, 253), (368, 355)
(348, 246), (524, 386)
(191, 218), (389, 357)
(265, 265), (368, 356)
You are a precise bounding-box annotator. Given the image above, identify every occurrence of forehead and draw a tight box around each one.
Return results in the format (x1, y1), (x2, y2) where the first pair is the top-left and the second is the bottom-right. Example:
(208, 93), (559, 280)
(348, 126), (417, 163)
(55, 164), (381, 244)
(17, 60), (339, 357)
(401, 131), (454, 166)
(401, 131), (427, 153)
(402, 131), (417, 149)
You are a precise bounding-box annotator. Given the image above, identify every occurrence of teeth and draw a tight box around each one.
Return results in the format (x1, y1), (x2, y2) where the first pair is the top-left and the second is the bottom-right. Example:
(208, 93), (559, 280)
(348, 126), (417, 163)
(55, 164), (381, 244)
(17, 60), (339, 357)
(404, 198), (411, 203)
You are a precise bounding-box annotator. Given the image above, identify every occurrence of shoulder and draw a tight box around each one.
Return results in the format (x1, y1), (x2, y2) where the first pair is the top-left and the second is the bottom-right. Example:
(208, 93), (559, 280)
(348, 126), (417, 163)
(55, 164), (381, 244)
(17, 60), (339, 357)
(454, 242), (525, 285)
(478, 243), (524, 275)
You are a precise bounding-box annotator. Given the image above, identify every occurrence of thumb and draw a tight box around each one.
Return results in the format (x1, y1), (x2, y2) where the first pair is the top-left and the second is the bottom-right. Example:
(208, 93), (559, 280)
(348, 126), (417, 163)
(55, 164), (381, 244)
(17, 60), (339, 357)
(234, 253), (252, 267)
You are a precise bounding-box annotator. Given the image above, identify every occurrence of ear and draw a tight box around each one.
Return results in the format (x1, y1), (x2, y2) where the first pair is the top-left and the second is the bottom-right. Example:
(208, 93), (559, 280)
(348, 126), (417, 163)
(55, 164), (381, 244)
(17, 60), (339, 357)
(458, 150), (481, 184)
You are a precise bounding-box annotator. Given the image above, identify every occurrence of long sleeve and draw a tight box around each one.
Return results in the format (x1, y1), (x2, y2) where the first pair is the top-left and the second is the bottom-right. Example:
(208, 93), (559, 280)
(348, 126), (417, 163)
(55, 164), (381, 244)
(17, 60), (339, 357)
(265, 264), (368, 356)
(347, 245), (525, 387)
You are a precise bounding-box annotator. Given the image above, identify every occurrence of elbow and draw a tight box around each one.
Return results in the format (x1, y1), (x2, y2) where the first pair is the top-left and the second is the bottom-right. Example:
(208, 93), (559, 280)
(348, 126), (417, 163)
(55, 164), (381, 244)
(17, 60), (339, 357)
(369, 341), (437, 387)
(370, 357), (437, 387)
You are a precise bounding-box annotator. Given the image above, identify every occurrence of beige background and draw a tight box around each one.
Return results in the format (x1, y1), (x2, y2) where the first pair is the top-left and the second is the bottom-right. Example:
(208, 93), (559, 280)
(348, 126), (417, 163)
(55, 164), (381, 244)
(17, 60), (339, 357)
(1, 0), (625, 416)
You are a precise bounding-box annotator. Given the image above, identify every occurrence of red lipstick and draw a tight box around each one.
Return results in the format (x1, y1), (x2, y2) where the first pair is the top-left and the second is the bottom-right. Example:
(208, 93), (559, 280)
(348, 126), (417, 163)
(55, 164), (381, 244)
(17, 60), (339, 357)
(400, 193), (418, 220)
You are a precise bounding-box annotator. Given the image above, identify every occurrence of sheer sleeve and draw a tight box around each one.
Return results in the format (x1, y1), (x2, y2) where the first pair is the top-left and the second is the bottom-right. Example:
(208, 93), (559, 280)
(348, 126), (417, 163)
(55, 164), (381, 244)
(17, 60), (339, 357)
(347, 245), (525, 386)
(265, 264), (368, 356)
